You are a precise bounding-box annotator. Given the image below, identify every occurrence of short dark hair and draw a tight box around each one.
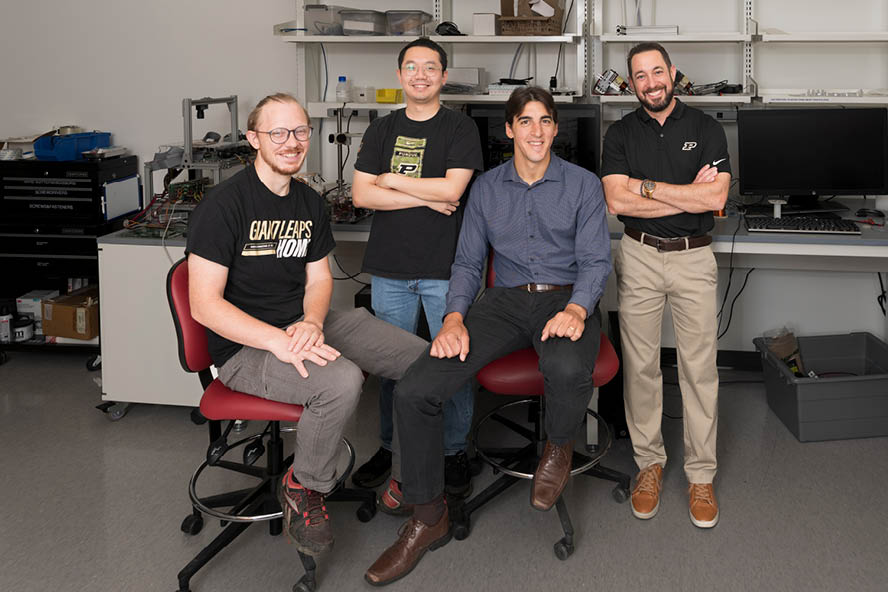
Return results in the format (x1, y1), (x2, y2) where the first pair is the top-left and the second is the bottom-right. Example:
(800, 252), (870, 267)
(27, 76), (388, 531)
(626, 42), (672, 78)
(505, 86), (558, 125)
(397, 37), (448, 71)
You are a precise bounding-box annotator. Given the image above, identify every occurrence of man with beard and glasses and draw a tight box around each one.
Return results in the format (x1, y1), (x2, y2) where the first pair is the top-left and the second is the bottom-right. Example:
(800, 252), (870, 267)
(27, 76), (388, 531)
(600, 43), (731, 529)
(186, 93), (428, 557)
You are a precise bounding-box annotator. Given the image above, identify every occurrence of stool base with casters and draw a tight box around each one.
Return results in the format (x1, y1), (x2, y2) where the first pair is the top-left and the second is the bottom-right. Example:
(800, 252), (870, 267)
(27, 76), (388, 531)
(176, 416), (377, 592)
(450, 398), (630, 560)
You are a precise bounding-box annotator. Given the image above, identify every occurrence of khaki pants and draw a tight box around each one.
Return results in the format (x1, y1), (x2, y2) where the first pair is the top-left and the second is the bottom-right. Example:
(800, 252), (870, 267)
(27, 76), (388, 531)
(615, 234), (719, 484)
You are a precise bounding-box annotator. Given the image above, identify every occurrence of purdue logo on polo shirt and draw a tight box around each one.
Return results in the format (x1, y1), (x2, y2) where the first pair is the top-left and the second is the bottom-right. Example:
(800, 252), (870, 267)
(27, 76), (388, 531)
(682, 141), (698, 151)
(241, 219), (313, 259)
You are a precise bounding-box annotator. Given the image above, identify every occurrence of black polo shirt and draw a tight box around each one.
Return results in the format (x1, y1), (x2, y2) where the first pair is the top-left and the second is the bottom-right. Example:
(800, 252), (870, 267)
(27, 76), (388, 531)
(601, 99), (731, 238)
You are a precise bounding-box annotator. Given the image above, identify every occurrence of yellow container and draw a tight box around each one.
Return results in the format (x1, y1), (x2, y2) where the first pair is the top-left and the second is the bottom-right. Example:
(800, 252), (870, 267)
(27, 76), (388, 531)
(375, 88), (404, 103)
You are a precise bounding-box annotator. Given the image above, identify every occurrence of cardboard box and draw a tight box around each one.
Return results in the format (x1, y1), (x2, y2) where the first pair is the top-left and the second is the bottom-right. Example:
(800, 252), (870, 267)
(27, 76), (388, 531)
(498, 0), (564, 36)
(42, 285), (99, 340)
(473, 13), (500, 36)
(16, 289), (60, 335)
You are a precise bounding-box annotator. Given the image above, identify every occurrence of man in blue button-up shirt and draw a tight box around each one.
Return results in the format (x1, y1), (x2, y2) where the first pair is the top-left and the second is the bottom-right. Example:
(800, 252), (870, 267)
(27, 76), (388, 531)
(366, 87), (611, 586)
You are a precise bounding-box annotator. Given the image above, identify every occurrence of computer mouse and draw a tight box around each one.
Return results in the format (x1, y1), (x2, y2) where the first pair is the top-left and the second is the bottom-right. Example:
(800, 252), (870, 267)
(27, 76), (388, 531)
(856, 208), (885, 218)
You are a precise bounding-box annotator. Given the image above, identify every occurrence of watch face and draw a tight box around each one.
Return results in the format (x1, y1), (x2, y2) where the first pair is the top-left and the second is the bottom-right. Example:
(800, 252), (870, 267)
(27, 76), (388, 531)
(643, 180), (656, 192)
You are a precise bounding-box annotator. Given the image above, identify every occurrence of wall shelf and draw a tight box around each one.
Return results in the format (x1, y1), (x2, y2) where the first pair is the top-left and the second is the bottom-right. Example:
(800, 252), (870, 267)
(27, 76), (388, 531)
(306, 94), (578, 117)
(599, 33), (752, 43)
(759, 89), (888, 104)
(598, 94), (753, 104)
(760, 32), (888, 42)
(277, 33), (579, 44)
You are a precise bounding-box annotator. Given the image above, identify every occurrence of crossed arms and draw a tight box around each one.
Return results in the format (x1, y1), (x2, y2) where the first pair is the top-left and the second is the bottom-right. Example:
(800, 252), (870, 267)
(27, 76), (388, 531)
(352, 168), (474, 216)
(602, 164), (730, 218)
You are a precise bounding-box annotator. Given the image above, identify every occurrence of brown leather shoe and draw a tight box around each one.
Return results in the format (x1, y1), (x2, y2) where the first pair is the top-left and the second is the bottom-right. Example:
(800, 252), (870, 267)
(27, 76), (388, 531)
(364, 508), (451, 586)
(631, 464), (663, 520)
(688, 483), (719, 528)
(530, 440), (573, 511)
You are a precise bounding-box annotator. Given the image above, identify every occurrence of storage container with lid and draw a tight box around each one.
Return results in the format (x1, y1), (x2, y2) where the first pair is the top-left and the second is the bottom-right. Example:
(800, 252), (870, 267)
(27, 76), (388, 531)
(340, 9), (386, 35)
(385, 10), (432, 35)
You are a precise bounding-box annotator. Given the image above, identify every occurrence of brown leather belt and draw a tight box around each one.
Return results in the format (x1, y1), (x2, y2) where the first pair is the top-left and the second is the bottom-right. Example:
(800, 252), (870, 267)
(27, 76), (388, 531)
(624, 228), (712, 252)
(513, 283), (573, 293)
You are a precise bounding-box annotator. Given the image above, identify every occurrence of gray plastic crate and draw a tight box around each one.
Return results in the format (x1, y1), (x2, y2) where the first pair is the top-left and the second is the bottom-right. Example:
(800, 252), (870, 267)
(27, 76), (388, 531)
(753, 332), (888, 442)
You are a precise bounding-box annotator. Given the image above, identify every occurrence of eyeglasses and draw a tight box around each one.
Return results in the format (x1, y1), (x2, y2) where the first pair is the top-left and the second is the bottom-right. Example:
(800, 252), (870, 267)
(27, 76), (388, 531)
(254, 126), (313, 144)
(401, 63), (442, 76)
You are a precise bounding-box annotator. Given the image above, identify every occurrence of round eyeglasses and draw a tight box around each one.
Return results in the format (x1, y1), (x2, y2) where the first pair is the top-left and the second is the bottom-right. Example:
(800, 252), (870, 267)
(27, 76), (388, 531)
(255, 126), (313, 144)
(401, 63), (442, 76)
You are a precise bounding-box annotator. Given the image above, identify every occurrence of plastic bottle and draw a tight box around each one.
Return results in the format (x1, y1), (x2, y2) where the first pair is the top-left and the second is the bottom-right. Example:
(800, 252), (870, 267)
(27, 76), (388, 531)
(0, 306), (12, 344)
(335, 76), (351, 102)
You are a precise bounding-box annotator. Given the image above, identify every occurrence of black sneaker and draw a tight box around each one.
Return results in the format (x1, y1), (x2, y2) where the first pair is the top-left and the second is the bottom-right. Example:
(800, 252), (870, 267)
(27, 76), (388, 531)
(352, 446), (392, 489)
(278, 469), (334, 556)
(444, 451), (473, 498)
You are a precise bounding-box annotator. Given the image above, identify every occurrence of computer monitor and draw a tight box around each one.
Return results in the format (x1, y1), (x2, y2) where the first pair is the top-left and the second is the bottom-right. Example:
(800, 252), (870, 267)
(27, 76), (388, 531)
(467, 103), (600, 174)
(738, 108), (888, 214)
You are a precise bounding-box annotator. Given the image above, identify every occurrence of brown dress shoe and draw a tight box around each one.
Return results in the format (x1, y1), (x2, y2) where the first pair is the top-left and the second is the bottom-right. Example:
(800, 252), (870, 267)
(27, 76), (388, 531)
(531, 440), (573, 511)
(364, 508), (451, 586)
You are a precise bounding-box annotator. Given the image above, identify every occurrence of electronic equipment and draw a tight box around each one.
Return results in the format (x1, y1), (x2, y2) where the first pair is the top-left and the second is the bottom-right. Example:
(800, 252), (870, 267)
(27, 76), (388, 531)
(468, 104), (600, 174)
(738, 108), (888, 214)
(745, 214), (861, 235)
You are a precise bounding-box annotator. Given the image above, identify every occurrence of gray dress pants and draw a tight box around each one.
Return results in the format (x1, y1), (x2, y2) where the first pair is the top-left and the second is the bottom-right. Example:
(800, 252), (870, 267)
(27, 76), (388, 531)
(217, 307), (427, 493)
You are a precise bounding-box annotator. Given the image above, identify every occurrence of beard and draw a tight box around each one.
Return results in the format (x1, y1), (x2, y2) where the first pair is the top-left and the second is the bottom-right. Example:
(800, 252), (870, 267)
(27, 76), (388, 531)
(259, 145), (305, 177)
(637, 83), (675, 113)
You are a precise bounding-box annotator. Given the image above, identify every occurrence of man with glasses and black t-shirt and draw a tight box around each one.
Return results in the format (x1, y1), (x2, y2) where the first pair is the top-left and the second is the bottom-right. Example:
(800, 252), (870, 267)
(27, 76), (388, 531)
(601, 43), (731, 529)
(352, 37), (483, 511)
(186, 93), (428, 557)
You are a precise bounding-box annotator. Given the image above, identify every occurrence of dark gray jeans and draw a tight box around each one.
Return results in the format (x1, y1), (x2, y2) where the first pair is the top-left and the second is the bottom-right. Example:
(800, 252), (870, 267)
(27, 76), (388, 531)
(395, 288), (601, 505)
(218, 307), (427, 493)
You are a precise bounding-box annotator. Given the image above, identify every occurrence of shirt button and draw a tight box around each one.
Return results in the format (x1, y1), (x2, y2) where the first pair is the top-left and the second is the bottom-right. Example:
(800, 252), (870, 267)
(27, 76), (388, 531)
(660, 133), (664, 138)
(530, 235), (534, 238)
(527, 211), (531, 215)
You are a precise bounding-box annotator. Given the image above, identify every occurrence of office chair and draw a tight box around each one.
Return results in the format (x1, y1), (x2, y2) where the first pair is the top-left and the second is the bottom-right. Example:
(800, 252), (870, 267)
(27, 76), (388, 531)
(166, 257), (376, 592)
(450, 253), (631, 560)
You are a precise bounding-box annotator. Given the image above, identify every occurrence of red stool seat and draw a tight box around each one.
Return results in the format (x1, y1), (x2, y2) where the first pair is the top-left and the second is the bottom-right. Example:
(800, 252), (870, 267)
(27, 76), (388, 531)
(200, 379), (304, 422)
(476, 332), (619, 395)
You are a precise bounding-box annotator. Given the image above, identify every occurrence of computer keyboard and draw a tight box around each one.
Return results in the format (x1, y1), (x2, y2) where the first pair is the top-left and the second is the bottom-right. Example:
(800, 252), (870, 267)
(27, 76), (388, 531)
(745, 215), (861, 235)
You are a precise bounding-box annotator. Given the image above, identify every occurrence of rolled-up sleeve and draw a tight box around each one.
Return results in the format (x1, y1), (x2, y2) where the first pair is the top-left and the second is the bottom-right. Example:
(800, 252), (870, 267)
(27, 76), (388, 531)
(569, 176), (612, 316)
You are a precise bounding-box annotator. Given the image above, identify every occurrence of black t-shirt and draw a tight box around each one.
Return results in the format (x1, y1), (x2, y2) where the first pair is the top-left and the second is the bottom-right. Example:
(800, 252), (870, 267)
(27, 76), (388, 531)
(601, 99), (732, 238)
(354, 106), (483, 279)
(185, 165), (335, 367)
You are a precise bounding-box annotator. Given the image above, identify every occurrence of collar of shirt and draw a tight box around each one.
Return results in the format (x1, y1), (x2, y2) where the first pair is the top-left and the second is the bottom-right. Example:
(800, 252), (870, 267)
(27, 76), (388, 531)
(503, 153), (566, 187)
(635, 97), (686, 126)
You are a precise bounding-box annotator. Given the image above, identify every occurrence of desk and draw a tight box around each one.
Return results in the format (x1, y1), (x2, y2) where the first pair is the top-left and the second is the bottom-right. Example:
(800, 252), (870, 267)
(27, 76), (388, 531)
(97, 207), (888, 408)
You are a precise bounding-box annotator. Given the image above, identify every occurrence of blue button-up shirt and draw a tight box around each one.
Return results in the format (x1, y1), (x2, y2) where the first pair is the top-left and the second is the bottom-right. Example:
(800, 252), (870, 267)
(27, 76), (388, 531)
(445, 155), (611, 319)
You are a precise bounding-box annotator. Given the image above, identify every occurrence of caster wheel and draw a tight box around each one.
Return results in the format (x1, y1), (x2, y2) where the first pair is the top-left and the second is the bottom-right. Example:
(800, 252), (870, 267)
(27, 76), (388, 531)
(86, 354), (102, 371)
(181, 514), (203, 535)
(190, 408), (207, 425)
(105, 403), (130, 422)
(357, 501), (376, 523)
(293, 574), (317, 592)
(553, 539), (574, 561)
(452, 521), (470, 541)
(0, 351), (8, 365)
(612, 485), (630, 504)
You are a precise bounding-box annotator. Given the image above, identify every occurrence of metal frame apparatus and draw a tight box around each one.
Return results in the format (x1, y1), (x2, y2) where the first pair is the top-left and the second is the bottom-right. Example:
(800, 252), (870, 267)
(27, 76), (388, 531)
(143, 95), (247, 202)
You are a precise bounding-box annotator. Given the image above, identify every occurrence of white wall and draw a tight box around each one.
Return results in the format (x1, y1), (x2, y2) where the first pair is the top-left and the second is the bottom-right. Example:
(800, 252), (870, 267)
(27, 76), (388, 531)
(0, 0), (302, 175)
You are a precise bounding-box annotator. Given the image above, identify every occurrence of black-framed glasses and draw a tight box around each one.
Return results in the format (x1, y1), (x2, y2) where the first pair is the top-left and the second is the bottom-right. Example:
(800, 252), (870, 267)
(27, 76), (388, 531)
(255, 126), (313, 144)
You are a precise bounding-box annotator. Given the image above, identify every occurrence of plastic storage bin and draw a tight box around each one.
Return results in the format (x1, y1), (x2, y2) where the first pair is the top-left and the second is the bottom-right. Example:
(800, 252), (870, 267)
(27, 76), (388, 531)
(34, 132), (111, 161)
(754, 332), (888, 442)
(341, 9), (386, 35)
(385, 10), (432, 35)
(304, 4), (351, 35)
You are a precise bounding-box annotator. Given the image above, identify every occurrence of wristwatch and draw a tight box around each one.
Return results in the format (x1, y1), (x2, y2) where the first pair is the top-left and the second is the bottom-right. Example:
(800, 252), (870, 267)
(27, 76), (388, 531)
(640, 179), (656, 199)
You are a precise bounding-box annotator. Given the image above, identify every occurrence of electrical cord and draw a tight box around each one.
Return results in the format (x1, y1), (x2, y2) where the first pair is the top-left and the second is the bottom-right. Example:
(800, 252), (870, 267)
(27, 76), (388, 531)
(878, 273), (887, 316)
(716, 214), (743, 334)
(332, 254), (368, 285)
(718, 267), (755, 340)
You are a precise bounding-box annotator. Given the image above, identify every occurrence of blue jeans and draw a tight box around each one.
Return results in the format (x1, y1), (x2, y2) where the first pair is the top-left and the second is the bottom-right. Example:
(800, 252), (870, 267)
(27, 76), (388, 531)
(371, 276), (475, 455)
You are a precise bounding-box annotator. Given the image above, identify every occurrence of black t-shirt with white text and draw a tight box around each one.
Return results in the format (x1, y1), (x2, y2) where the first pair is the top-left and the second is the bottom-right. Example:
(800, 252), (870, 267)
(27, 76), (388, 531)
(186, 165), (335, 367)
(354, 106), (482, 279)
